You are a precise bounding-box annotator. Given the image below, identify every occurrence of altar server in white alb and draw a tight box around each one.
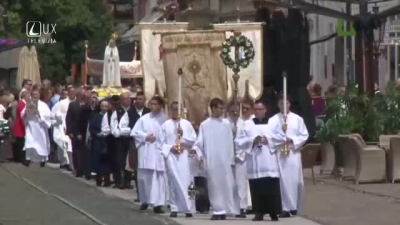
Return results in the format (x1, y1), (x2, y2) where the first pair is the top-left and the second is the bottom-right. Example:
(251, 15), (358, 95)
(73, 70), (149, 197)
(192, 98), (239, 220)
(51, 90), (72, 171)
(131, 96), (168, 214)
(268, 94), (309, 217)
(227, 100), (254, 218)
(22, 89), (52, 167)
(158, 102), (197, 218)
(236, 100), (283, 222)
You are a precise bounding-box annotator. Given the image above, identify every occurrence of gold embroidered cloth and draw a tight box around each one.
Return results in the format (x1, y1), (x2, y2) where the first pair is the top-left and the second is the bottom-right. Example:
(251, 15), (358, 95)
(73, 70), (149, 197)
(161, 32), (228, 126)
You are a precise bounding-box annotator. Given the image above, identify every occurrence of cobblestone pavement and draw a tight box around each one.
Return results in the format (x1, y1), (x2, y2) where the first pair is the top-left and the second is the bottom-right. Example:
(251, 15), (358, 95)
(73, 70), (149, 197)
(302, 168), (400, 225)
(0, 162), (319, 225)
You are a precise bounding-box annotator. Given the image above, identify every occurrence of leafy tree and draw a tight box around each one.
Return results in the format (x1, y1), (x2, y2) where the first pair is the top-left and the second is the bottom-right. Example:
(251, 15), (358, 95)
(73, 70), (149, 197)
(14, 0), (114, 83)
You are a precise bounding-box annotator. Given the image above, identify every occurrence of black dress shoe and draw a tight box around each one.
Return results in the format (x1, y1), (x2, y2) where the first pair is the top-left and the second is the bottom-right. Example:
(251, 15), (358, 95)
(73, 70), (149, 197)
(279, 211), (291, 218)
(153, 206), (164, 214)
(270, 214), (279, 221)
(124, 184), (134, 189)
(140, 203), (148, 210)
(66, 165), (72, 171)
(185, 213), (193, 218)
(290, 210), (297, 216)
(40, 162), (45, 167)
(170, 212), (178, 218)
(23, 160), (30, 167)
(113, 184), (123, 189)
(252, 214), (264, 221)
(235, 209), (246, 218)
(210, 215), (220, 220)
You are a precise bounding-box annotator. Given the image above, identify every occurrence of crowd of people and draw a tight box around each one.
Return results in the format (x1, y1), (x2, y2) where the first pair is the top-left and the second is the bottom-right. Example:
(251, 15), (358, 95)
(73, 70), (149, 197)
(0, 78), (309, 222)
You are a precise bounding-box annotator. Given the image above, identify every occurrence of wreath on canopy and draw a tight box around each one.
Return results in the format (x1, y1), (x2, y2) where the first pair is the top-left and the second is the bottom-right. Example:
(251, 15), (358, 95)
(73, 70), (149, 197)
(220, 34), (255, 74)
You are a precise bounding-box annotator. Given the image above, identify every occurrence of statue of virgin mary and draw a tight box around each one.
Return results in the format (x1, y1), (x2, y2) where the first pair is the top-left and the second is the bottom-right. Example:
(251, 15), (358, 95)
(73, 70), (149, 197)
(102, 35), (121, 87)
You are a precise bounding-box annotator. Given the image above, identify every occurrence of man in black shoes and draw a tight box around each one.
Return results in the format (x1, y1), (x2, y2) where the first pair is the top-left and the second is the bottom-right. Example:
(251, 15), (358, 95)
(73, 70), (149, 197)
(110, 92), (139, 189)
(235, 101), (282, 222)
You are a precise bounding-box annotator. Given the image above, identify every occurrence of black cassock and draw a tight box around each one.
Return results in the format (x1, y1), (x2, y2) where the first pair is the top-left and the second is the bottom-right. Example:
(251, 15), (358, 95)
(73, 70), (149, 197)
(249, 117), (282, 217)
(89, 112), (111, 186)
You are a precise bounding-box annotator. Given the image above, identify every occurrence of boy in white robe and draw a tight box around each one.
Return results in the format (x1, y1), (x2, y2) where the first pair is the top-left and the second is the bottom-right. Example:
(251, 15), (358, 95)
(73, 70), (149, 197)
(192, 98), (239, 220)
(131, 96), (168, 214)
(227, 101), (253, 218)
(158, 102), (197, 218)
(268, 94), (309, 217)
(22, 89), (52, 167)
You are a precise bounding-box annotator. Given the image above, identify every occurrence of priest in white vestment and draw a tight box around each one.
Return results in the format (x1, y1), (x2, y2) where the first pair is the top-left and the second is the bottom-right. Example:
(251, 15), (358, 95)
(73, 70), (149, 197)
(22, 89), (52, 167)
(192, 98), (239, 220)
(51, 94), (71, 170)
(268, 95), (309, 217)
(236, 100), (283, 221)
(227, 101), (253, 218)
(131, 96), (168, 214)
(54, 87), (76, 170)
(102, 39), (121, 87)
(158, 102), (197, 218)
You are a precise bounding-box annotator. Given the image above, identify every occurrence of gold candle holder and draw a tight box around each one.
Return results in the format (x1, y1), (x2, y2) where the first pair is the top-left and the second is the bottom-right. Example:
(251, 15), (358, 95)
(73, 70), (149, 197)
(282, 115), (289, 155)
(177, 115), (182, 153)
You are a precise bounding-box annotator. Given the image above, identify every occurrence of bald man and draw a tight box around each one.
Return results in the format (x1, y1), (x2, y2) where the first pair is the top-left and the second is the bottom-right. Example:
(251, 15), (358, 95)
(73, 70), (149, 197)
(110, 92), (140, 189)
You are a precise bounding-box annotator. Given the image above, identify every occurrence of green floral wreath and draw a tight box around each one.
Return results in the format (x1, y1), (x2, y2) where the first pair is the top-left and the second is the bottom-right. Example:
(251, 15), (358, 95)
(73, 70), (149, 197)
(220, 34), (255, 73)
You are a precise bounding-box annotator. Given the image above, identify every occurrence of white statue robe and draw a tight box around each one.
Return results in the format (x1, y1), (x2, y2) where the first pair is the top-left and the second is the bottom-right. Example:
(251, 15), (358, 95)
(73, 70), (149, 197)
(228, 117), (250, 210)
(268, 112), (309, 212)
(22, 100), (52, 162)
(102, 43), (121, 87)
(158, 118), (197, 213)
(131, 112), (167, 207)
(193, 117), (240, 216)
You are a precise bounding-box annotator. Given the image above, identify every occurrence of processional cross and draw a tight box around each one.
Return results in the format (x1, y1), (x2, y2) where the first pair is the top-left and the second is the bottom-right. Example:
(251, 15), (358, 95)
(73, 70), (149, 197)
(220, 31), (255, 105)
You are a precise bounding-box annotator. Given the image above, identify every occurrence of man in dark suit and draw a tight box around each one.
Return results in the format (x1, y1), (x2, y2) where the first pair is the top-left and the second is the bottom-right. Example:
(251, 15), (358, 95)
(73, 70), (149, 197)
(66, 88), (89, 178)
(130, 91), (150, 200)
(110, 92), (140, 189)
(79, 95), (99, 179)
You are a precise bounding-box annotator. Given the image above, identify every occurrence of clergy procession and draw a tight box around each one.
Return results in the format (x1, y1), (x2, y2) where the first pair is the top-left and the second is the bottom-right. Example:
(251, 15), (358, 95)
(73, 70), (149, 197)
(0, 77), (309, 222)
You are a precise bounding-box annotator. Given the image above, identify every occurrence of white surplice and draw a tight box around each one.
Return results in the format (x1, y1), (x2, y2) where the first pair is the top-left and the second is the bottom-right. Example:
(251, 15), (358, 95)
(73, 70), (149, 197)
(51, 102), (69, 165)
(192, 117), (239, 215)
(131, 112), (168, 207)
(235, 121), (282, 179)
(228, 117), (250, 210)
(56, 98), (73, 153)
(268, 112), (309, 212)
(158, 118), (197, 213)
(22, 100), (52, 162)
